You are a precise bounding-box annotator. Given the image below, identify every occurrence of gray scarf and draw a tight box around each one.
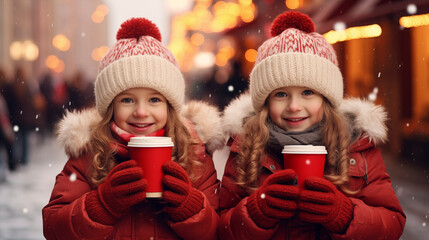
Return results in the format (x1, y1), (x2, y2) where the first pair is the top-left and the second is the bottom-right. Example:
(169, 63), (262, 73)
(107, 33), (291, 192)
(266, 118), (323, 161)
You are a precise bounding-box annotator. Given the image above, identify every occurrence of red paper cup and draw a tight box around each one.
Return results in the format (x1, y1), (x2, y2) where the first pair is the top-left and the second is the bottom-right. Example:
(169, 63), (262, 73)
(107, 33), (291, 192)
(282, 145), (327, 189)
(128, 137), (174, 198)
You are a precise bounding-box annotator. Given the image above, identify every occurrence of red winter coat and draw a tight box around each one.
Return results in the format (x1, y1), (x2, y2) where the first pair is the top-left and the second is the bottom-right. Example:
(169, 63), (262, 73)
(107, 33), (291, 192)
(219, 95), (406, 240)
(43, 102), (225, 240)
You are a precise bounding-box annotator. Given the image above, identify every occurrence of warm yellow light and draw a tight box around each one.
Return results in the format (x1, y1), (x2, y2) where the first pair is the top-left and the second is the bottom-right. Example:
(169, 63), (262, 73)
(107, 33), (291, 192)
(245, 49), (257, 62)
(46, 55), (60, 69)
(241, 8), (254, 23)
(54, 60), (65, 73)
(92, 11), (105, 23)
(215, 52), (229, 66)
(399, 14), (429, 28)
(286, 0), (300, 9)
(96, 4), (109, 15)
(191, 33), (205, 46)
(195, 52), (215, 68)
(91, 46), (109, 61)
(323, 24), (382, 44)
(22, 40), (39, 61)
(239, 0), (252, 7)
(52, 34), (71, 51)
(9, 41), (22, 60)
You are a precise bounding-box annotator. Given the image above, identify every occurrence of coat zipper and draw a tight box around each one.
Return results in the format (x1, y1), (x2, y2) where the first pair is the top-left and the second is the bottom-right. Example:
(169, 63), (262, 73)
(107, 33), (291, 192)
(360, 152), (369, 185)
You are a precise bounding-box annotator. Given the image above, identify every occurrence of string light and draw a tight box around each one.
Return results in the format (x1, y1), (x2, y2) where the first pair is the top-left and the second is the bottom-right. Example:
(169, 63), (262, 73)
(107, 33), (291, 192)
(399, 13), (429, 28)
(324, 24), (382, 44)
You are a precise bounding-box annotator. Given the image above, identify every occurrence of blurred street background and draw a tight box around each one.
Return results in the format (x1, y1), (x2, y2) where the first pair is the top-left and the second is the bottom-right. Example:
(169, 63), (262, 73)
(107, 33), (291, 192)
(1, 0), (429, 239)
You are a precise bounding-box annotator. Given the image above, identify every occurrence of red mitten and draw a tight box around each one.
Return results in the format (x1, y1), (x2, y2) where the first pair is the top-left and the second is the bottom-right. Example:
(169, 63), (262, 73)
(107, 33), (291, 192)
(246, 169), (300, 229)
(86, 160), (147, 225)
(298, 177), (354, 233)
(162, 161), (204, 222)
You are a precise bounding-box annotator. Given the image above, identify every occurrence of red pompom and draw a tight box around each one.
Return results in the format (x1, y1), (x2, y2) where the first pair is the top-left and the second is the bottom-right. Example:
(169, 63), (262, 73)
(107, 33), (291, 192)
(270, 11), (315, 37)
(116, 18), (162, 42)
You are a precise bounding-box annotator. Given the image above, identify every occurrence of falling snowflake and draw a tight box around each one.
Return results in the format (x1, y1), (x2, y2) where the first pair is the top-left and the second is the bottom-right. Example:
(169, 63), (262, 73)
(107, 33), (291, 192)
(22, 208), (28, 214)
(228, 85), (234, 92)
(260, 193), (266, 199)
(407, 4), (417, 14)
(70, 172), (77, 182)
(35, 127), (39, 132)
(334, 21), (346, 31)
(368, 87), (378, 102)
(13, 125), (19, 132)
(48, 163), (52, 167)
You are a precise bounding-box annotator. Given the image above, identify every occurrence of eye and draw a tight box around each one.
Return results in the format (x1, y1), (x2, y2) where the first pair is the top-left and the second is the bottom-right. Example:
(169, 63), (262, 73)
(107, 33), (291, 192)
(302, 89), (314, 96)
(274, 91), (287, 97)
(149, 97), (162, 103)
(120, 97), (134, 103)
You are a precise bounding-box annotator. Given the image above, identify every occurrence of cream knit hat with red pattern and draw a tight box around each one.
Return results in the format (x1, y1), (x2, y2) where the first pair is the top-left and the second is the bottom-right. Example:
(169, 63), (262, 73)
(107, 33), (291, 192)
(95, 18), (184, 116)
(250, 11), (343, 111)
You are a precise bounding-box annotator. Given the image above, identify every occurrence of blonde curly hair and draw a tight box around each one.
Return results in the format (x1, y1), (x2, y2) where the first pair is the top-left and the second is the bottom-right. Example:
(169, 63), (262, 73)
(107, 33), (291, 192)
(89, 103), (199, 186)
(236, 100), (355, 194)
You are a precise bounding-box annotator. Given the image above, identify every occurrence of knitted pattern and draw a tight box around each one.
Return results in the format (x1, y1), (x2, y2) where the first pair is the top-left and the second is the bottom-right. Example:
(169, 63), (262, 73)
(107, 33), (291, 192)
(95, 18), (185, 116)
(250, 11), (343, 111)
(162, 161), (204, 222)
(298, 177), (354, 233)
(246, 169), (300, 229)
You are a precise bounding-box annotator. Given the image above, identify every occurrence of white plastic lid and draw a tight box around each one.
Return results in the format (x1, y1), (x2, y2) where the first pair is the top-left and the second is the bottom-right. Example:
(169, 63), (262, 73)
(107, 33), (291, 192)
(282, 145), (327, 154)
(128, 136), (174, 147)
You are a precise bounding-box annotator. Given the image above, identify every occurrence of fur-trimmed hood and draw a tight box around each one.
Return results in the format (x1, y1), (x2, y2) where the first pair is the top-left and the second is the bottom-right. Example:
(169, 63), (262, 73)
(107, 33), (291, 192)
(57, 101), (225, 158)
(222, 93), (388, 146)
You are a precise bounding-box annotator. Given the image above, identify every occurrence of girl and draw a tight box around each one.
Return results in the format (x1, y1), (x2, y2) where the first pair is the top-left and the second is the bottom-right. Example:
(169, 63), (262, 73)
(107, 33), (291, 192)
(43, 18), (224, 239)
(219, 11), (405, 239)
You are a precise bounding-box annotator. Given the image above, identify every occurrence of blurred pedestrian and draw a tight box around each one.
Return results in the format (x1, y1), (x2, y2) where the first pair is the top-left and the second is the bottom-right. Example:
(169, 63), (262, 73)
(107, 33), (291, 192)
(0, 68), (17, 172)
(4, 67), (41, 166)
(219, 11), (405, 239)
(43, 18), (224, 239)
(0, 92), (15, 181)
(39, 71), (68, 134)
(65, 70), (94, 111)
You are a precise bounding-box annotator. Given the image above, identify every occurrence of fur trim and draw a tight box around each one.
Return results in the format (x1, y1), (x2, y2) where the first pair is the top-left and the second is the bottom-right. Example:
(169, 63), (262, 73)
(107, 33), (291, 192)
(221, 93), (254, 138)
(338, 98), (388, 145)
(222, 94), (388, 146)
(57, 101), (225, 157)
(56, 108), (101, 158)
(180, 100), (225, 154)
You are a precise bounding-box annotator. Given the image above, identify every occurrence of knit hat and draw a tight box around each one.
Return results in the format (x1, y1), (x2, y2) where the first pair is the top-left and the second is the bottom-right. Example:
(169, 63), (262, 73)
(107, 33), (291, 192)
(249, 11), (343, 111)
(95, 18), (185, 116)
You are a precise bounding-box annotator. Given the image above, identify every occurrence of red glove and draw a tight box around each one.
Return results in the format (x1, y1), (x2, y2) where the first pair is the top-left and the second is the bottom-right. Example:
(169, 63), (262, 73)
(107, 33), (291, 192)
(246, 169), (300, 229)
(162, 161), (204, 222)
(298, 177), (354, 233)
(86, 160), (147, 225)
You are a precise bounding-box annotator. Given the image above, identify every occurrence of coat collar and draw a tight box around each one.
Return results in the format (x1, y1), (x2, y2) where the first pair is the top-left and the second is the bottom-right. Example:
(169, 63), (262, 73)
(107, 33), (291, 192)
(56, 101), (225, 158)
(222, 93), (388, 147)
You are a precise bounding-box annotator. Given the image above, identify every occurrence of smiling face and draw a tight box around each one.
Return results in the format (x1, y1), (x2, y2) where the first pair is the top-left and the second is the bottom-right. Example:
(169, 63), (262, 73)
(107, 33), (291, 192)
(113, 87), (168, 136)
(268, 86), (324, 132)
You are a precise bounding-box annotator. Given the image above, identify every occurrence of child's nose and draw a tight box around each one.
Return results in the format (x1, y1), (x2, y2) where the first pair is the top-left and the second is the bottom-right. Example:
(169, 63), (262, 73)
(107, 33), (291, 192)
(133, 103), (149, 117)
(287, 98), (302, 112)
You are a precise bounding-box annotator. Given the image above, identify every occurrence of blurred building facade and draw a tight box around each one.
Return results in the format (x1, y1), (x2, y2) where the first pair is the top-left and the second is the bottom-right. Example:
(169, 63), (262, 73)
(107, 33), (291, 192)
(169, 0), (429, 164)
(0, 0), (108, 81)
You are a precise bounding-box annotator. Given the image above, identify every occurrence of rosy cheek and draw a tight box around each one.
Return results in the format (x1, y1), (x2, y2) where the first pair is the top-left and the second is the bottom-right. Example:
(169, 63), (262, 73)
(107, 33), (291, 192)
(316, 106), (324, 121)
(269, 105), (281, 120)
